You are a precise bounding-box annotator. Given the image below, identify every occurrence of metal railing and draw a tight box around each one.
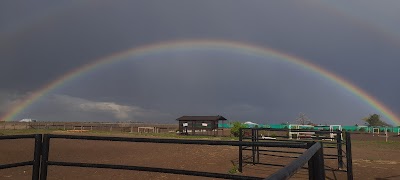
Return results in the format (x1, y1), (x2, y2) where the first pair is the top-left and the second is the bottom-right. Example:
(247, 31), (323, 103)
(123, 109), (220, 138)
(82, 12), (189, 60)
(239, 128), (353, 180)
(0, 134), (42, 180)
(39, 134), (309, 180)
(0, 133), (332, 180)
(267, 142), (325, 180)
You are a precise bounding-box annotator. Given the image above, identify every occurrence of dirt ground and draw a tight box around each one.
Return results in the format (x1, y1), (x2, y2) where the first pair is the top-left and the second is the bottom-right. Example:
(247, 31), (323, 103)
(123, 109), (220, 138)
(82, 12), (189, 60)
(0, 132), (399, 180)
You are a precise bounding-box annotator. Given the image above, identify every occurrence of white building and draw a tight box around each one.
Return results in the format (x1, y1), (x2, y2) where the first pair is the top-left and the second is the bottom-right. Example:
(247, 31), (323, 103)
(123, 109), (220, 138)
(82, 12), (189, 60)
(19, 119), (36, 122)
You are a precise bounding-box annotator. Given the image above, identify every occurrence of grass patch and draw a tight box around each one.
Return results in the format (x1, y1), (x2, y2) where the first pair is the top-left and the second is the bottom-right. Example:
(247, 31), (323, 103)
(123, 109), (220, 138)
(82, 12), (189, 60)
(228, 164), (239, 174)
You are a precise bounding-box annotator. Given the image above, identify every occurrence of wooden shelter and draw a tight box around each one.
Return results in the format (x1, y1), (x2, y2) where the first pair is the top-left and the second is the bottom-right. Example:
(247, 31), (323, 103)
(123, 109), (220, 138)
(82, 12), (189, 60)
(176, 115), (227, 136)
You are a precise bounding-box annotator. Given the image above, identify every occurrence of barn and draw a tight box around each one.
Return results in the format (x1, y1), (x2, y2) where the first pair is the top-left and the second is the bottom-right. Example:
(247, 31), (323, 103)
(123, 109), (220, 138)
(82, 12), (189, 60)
(176, 115), (227, 136)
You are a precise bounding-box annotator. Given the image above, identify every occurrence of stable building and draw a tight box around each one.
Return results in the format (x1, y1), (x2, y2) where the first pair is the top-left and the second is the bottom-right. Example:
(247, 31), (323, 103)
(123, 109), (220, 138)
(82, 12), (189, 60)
(176, 115), (227, 136)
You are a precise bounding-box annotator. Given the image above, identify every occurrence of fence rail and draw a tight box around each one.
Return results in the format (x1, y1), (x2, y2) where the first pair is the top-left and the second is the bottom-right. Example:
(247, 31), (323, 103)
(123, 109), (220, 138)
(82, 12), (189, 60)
(0, 134), (42, 180)
(239, 128), (353, 180)
(0, 133), (331, 180)
(44, 134), (308, 148)
(39, 134), (310, 180)
(267, 142), (324, 180)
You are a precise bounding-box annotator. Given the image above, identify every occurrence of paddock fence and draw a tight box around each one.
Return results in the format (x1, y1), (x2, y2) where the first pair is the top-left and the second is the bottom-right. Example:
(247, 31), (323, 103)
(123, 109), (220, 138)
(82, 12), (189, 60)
(0, 134), (328, 180)
(0, 122), (179, 133)
(239, 128), (353, 180)
(0, 134), (42, 180)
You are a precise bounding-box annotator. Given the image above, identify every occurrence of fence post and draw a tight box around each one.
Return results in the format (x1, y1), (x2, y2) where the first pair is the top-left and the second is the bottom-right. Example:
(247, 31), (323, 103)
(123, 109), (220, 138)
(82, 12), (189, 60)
(40, 134), (51, 180)
(337, 130), (343, 169)
(316, 142), (325, 180)
(256, 129), (259, 163)
(308, 142), (325, 180)
(345, 132), (353, 180)
(238, 128), (243, 173)
(251, 129), (255, 165)
(32, 134), (42, 180)
(307, 142), (315, 180)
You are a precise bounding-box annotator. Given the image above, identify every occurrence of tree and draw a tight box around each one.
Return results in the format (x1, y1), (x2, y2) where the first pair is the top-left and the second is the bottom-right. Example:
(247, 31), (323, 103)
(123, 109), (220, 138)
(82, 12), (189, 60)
(230, 122), (247, 137)
(362, 114), (390, 127)
(295, 113), (311, 125)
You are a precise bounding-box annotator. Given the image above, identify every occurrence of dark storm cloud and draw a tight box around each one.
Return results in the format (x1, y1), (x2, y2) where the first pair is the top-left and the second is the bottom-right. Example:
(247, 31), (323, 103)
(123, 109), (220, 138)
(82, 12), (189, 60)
(1, 1), (399, 124)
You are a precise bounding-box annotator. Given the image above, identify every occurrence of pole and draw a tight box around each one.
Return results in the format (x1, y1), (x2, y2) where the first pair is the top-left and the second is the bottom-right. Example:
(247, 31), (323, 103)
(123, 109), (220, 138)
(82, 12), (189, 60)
(32, 134), (42, 180)
(238, 128), (243, 172)
(345, 132), (353, 180)
(40, 134), (51, 180)
(315, 142), (326, 180)
(337, 131), (343, 169)
(308, 142), (325, 180)
(385, 128), (388, 142)
(256, 129), (260, 163)
(307, 142), (314, 180)
(252, 129), (255, 165)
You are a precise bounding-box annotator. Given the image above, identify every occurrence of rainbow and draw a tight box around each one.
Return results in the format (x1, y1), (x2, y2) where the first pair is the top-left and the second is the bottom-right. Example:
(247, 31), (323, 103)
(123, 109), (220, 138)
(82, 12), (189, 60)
(1, 39), (399, 125)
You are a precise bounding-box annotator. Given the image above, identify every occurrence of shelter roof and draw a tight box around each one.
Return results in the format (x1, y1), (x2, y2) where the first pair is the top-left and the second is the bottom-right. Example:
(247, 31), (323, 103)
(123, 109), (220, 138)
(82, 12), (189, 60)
(176, 116), (227, 121)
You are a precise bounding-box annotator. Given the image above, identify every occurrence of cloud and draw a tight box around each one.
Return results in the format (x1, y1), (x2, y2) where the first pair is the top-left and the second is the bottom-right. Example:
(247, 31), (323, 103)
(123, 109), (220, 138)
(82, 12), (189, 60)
(79, 102), (132, 119)
(8, 94), (173, 122)
(52, 94), (173, 121)
(1, 1), (399, 125)
(77, 100), (168, 121)
(0, 91), (27, 115)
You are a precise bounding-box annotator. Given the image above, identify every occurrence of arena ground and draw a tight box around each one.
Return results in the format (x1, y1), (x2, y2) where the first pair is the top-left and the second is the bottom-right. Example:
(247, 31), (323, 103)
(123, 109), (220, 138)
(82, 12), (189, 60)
(0, 130), (399, 180)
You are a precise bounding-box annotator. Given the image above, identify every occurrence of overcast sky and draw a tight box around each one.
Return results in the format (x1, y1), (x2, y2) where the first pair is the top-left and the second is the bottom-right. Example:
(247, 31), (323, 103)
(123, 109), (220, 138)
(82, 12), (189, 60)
(1, 1), (399, 125)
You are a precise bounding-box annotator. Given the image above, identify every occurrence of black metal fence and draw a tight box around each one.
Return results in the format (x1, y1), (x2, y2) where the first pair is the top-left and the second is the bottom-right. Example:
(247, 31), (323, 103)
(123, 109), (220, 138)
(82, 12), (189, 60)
(267, 142), (325, 180)
(0, 134), (42, 180)
(239, 128), (353, 180)
(0, 133), (329, 180)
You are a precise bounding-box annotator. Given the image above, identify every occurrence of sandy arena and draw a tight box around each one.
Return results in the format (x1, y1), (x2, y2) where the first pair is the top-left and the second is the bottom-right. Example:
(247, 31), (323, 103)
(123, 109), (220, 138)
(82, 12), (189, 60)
(0, 132), (399, 180)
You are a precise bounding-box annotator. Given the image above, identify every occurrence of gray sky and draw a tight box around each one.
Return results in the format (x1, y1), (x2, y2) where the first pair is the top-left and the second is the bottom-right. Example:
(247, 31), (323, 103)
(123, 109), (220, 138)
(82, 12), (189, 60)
(1, 1), (399, 125)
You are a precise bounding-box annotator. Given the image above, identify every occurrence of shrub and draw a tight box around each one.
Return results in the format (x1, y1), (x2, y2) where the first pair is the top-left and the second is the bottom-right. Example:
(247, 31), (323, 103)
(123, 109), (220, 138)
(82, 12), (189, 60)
(230, 122), (247, 137)
(228, 165), (239, 174)
(271, 133), (277, 138)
